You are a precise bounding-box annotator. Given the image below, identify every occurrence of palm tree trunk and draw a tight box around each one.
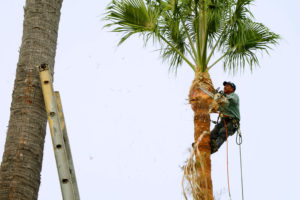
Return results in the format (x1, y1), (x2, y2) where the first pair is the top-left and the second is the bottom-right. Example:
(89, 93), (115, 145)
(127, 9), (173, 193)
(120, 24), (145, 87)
(189, 72), (215, 200)
(0, 0), (63, 199)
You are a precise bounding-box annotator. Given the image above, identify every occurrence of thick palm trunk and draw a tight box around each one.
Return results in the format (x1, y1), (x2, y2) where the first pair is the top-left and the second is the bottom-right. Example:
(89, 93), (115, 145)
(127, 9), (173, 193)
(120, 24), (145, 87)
(0, 0), (63, 199)
(189, 72), (215, 200)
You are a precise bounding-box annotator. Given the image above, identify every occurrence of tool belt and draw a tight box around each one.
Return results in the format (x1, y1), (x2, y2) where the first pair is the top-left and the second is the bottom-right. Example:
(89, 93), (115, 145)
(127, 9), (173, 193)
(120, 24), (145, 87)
(221, 116), (240, 128)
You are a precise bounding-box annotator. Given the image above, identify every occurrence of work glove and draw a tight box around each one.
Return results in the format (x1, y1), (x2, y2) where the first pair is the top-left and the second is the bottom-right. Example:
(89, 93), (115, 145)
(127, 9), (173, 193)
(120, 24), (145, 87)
(217, 96), (228, 106)
(213, 92), (222, 100)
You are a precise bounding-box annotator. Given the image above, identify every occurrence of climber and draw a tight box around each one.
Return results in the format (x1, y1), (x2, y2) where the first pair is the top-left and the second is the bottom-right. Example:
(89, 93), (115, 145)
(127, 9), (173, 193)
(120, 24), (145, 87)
(210, 81), (240, 154)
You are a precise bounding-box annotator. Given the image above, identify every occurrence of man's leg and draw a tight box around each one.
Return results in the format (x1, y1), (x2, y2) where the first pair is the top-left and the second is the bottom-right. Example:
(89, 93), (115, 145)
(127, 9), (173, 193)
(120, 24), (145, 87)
(210, 122), (224, 153)
(215, 127), (227, 149)
(215, 120), (238, 150)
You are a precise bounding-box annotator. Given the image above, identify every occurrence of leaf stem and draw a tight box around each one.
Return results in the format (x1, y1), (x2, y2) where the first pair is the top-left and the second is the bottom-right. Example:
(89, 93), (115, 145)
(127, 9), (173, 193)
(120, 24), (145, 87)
(206, 25), (228, 65)
(200, 1), (208, 72)
(159, 35), (196, 72)
(180, 16), (198, 65)
(207, 53), (226, 70)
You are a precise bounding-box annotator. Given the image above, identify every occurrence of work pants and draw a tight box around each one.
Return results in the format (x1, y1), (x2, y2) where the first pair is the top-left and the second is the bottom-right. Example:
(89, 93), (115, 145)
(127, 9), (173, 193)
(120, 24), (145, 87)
(210, 118), (239, 154)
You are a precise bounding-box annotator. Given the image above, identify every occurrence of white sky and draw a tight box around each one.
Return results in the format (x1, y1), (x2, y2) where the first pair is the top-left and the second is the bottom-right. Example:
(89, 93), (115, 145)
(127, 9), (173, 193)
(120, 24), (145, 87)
(1, 1), (300, 200)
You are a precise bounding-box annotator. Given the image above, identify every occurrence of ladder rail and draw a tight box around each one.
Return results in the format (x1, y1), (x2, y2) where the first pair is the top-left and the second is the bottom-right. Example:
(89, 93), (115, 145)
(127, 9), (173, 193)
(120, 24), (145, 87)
(39, 64), (80, 200)
(55, 92), (80, 200)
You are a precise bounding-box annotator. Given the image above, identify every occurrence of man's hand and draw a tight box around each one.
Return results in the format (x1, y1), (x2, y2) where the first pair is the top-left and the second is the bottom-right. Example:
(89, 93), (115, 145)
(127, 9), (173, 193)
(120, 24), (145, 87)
(213, 93), (222, 101)
(213, 92), (228, 103)
(216, 96), (228, 106)
(209, 95), (228, 113)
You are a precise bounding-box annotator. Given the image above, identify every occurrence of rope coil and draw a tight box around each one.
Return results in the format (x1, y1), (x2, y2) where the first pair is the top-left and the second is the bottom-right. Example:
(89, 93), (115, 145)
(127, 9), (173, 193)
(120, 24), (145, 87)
(236, 128), (242, 145)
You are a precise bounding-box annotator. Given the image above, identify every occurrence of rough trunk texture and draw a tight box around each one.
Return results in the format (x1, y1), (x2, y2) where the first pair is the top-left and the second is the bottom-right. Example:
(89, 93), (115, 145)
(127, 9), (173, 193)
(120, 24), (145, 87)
(0, 0), (63, 199)
(189, 72), (215, 200)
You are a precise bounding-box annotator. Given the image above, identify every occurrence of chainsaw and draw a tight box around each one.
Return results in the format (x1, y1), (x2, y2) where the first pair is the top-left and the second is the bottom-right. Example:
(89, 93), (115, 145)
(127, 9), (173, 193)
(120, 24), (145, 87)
(198, 86), (228, 122)
(198, 86), (226, 101)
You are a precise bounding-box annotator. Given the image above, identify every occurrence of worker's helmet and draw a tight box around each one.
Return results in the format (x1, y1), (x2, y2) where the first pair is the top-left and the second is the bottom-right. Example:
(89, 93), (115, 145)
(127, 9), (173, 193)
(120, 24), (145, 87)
(223, 81), (236, 91)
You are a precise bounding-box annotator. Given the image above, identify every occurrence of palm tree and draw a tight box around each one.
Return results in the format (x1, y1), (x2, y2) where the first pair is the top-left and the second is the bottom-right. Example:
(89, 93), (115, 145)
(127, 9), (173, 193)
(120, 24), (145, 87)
(104, 0), (279, 199)
(0, 0), (63, 199)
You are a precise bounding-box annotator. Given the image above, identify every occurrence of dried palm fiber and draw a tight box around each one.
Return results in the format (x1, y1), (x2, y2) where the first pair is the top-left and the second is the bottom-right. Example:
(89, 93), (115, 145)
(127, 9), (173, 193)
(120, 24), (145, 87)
(182, 131), (210, 200)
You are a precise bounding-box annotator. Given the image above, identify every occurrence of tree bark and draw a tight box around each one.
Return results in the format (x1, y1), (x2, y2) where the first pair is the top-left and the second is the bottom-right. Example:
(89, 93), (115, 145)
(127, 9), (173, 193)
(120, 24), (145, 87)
(189, 72), (215, 200)
(0, 0), (63, 199)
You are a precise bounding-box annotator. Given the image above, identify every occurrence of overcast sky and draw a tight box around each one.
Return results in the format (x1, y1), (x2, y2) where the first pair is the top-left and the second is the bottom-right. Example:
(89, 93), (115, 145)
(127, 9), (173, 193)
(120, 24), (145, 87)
(1, 1), (300, 200)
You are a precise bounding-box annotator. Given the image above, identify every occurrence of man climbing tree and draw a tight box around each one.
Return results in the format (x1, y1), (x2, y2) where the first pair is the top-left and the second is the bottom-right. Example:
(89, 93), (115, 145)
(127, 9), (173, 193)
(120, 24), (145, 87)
(210, 81), (240, 154)
(104, 0), (279, 199)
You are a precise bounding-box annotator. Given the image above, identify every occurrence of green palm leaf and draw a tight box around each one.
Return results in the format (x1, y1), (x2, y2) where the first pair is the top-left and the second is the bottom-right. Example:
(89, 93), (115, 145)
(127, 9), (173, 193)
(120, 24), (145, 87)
(224, 19), (280, 72)
(160, 16), (188, 70)
(104, 0), (160, 45)
(206, 0), (228, 46)
(104, 0), (279, 74)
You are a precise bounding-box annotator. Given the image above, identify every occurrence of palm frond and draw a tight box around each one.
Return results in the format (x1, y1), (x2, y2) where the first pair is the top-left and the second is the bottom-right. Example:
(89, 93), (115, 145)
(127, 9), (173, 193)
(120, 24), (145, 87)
(218, 0), (254, 49)
(206, 0), (228, 47)
(223, 19), (280, 72)
(159, 4), (189, 70)
(232, 0), (254, 21)
(103, 0), (279, 74)
(104, 0), (160, 45)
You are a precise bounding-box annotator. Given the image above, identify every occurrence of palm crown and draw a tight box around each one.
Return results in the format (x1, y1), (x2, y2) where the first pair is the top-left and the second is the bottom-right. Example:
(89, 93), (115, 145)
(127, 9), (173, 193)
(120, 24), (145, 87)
(104, 0), (279, 73)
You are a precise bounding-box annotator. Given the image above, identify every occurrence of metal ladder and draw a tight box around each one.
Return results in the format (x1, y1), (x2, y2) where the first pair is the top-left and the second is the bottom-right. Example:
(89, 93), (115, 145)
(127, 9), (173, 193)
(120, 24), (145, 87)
(39, 64), (80, 200)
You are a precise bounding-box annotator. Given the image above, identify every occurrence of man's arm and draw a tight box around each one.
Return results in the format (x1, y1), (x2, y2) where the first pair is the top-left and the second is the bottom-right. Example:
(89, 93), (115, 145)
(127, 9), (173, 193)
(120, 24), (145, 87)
(226, 93), (239, 104)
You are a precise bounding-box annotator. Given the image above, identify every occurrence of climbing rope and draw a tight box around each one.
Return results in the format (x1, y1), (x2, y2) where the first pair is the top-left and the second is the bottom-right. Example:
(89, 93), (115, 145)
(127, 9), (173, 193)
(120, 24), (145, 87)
(214, 115), (245, 200)
(223, 119), (232, 200)
(236, 128), (245, 200)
